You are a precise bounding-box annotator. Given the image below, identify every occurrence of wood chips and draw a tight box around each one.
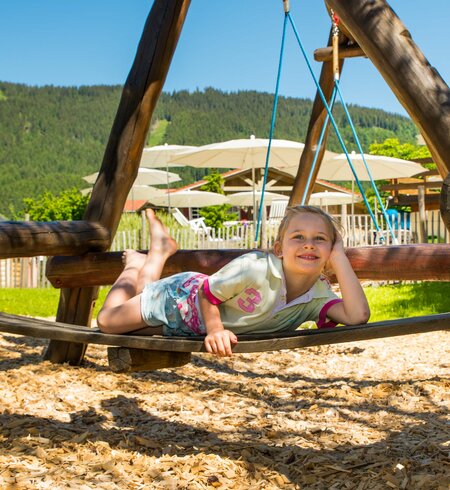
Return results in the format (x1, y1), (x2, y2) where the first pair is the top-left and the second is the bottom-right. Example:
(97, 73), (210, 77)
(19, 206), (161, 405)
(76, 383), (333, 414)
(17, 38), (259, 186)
(0, 328), (448, 489)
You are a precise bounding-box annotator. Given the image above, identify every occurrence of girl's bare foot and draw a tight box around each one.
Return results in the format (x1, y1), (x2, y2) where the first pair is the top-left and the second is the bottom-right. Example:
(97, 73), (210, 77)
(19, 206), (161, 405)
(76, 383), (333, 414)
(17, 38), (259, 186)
(122, 250), (147, 270)
(146, 208), (178, 257)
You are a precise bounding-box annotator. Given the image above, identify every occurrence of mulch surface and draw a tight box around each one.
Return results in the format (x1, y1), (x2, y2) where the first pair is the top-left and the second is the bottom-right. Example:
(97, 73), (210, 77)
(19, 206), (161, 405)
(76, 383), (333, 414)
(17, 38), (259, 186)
(0, 328), (448, 489)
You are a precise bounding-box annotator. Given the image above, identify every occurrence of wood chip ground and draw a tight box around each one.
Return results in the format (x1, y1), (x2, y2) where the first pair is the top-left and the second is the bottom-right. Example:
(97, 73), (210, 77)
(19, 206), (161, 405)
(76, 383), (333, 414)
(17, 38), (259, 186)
(0, 327), (448, 489)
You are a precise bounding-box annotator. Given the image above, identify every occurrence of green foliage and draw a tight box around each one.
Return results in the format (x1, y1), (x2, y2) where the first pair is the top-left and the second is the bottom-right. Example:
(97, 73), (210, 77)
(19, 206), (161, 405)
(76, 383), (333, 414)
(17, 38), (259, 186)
(369, 138), (433, 166)
(199, 172), (238, 229)
(368, 137), (435, 212)
(199, 172), (224, 194)
(0, 82), (420, 217)
(21, 188), (89, 221)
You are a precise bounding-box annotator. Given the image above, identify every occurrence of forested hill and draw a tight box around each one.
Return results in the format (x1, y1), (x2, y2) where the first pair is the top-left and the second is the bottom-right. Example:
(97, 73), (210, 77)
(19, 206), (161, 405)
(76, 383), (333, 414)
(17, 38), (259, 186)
(0, 82), (418, 217)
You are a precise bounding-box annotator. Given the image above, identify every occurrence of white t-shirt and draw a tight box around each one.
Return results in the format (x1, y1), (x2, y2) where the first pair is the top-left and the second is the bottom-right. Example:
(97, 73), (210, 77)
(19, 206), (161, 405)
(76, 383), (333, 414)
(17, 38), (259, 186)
(203, 251), (341, 335)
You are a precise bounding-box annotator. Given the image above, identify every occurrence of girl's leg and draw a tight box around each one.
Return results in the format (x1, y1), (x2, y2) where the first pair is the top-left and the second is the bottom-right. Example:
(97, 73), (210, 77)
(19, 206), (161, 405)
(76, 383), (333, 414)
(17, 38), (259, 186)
(137, 208), (178, 293)
(97, 209), (177, 333)
(97, 251), (148, 333)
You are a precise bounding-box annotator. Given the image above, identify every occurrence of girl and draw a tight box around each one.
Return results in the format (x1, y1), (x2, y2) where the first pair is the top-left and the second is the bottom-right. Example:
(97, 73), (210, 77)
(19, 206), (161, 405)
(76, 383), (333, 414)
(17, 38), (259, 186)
(97, 206), (370, 357)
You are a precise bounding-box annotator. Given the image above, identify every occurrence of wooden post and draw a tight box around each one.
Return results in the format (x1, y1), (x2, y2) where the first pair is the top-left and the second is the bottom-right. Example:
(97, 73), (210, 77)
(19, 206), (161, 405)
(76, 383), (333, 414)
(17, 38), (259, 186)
(45, 0), (191, 365)
(326, 0), (450, 179)
(289, 30), (348, 205)
(417, 185), (427, 243)
(108, 347), (191, 373)
(440, 173), (450, 235)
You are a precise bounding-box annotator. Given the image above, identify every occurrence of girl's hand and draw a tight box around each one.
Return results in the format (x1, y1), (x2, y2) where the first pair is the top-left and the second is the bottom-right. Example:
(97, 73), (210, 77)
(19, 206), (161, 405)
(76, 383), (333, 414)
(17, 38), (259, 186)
(328, 232), (346, 270)
(204, 329), (238, 357)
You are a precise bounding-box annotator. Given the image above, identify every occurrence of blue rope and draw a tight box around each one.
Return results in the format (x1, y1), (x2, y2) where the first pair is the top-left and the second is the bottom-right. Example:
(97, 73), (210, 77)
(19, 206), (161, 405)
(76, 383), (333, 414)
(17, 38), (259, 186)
(286, 12), (383, 235)
(254, 13), (289, 246)
(300, 85), (338, 205)
(334, 81), (397, 242)
(257, 8), (394, 243)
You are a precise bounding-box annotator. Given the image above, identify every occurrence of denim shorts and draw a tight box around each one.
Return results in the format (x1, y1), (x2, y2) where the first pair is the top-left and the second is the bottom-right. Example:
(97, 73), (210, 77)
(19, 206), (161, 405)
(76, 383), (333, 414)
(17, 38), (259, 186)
(140, 272), (207, 337)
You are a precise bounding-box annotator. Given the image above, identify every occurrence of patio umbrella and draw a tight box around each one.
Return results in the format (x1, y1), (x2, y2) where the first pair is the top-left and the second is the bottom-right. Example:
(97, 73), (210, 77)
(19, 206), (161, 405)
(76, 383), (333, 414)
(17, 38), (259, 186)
(316, 151), (426, 181)
(308, 191), (361, 206)
(82, 185), (165, 201)
(148, 190), (230, 208)
(83, 167), (181, 186)
(140, 144), (197, 168)
(168, 135), (323, 228)
(168, 135), (311, 169)
(227, 191), (289, 207)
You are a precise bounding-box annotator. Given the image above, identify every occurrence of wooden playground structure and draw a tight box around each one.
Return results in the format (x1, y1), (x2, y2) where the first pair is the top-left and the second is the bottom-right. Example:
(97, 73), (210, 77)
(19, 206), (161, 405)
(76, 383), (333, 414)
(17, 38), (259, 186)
(0, 0), (449, 373)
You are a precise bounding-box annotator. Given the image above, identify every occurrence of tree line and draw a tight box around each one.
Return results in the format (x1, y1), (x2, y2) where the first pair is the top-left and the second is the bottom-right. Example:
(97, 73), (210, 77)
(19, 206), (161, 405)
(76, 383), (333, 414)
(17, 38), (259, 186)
(0, 82), (418, 218)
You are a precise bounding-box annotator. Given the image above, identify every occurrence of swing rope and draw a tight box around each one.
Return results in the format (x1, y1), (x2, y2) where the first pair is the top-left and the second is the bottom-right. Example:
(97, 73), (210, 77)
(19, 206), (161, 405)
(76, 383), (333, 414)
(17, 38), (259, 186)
(254, 12), (289, 246)
(255, 2), (397, 245)
(333, 80), (397, 242)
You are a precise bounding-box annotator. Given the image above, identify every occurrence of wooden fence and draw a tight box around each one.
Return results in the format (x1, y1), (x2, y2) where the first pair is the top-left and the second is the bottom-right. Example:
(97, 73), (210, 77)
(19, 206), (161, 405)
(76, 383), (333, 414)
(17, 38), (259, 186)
(1, 210), (448, 288)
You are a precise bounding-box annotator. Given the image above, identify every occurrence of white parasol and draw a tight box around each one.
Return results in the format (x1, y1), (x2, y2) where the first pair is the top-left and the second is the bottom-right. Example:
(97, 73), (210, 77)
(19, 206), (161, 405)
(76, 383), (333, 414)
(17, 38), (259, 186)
(148, 189), (230, 208)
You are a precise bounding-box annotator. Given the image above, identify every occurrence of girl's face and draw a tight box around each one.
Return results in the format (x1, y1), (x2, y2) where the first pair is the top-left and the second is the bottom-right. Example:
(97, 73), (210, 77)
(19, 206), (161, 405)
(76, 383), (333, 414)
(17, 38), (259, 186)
(273, 212), (333, 276)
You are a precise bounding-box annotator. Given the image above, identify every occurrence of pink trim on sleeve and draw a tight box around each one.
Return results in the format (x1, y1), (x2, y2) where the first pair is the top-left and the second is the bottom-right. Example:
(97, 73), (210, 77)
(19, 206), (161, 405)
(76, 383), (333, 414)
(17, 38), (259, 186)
(202, 278), (224, 305)
(317, 298), (343, 328)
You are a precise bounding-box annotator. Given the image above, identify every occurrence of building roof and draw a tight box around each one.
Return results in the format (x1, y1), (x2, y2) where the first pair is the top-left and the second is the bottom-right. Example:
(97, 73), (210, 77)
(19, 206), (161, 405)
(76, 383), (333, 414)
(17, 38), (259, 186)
(124, 167), (361, 211)
(172, 168), (357, 195)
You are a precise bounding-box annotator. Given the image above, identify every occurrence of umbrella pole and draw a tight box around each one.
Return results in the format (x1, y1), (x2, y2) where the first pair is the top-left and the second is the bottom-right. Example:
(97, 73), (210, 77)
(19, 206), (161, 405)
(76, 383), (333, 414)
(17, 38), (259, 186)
(351, 180), (355, 216)
(261, 203), (268, 250)
(252, 164), (256, 231)
(166, 163), (171, 212)
(341, 204), (348, 246)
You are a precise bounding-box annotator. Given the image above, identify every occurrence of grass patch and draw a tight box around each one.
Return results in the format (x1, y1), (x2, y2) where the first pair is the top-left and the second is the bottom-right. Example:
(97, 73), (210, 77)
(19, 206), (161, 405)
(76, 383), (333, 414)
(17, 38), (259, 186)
(0, 288), (60, 318)
(0, 287), (110, 319)
(364, 281), (450, 322)
(0, 282), (448, 322)
(147, 119), (169, 146)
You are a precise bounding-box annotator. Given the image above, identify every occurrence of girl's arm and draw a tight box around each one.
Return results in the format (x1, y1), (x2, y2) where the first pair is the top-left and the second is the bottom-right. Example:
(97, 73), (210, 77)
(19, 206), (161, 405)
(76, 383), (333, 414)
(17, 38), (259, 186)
(198, 285), (237, 357)
(326, 235), (370, 325)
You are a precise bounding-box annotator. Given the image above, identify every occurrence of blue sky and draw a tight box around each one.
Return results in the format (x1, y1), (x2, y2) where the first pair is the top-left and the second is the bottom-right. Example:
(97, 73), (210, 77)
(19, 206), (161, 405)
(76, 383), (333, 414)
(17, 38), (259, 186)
(0, 1), (449, 117)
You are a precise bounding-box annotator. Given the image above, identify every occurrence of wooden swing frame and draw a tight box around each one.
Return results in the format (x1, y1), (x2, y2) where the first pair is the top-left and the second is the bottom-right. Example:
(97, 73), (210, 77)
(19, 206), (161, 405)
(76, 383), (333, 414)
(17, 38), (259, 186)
(0, 0), (449, 372)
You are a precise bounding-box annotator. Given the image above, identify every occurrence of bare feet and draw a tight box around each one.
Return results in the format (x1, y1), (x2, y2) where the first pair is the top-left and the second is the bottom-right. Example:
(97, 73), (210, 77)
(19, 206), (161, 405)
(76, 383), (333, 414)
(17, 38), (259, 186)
(146, 208), (178, 258)
(122, 250), (147, 270)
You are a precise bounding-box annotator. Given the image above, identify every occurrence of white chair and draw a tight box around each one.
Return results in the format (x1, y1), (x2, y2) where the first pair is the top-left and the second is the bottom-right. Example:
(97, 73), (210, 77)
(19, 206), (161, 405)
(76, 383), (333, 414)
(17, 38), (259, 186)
(170, 208), (211, 234)
(171, 208), (243, 246)
(268, 200), (288, 223)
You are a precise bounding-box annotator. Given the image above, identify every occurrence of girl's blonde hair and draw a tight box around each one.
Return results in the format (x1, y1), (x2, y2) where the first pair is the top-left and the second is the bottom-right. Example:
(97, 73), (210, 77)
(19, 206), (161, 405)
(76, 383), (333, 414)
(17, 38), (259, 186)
(275, 205), (342, 244)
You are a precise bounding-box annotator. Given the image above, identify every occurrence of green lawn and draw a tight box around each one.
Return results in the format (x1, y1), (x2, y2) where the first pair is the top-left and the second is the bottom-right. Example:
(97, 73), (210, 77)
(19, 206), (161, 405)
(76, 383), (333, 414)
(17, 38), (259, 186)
(0, 282), (449, 322)
(0, 287), (109, 319)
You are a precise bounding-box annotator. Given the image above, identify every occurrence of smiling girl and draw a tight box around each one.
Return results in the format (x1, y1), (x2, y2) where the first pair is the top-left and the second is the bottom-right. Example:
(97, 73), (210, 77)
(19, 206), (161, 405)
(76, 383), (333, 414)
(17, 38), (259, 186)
(97, 206), (370, 357)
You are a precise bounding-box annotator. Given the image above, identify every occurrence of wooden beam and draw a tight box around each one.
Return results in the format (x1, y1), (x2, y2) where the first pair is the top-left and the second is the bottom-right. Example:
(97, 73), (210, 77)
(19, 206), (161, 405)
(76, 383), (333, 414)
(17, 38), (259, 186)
(380, 182), (442, 191)
(45, 0), (191, 366)
(391, 195), (441, 207)
(441, 173), (450, 233)
(0, 311), (448, 355)
(314, 44), (365, 62)
(47, 250), (244, 288)
(45, 244), (450, 289)
(0, 221), (110, 259)
(326, 0), (450, 179)
(289, 30), (348, 205)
